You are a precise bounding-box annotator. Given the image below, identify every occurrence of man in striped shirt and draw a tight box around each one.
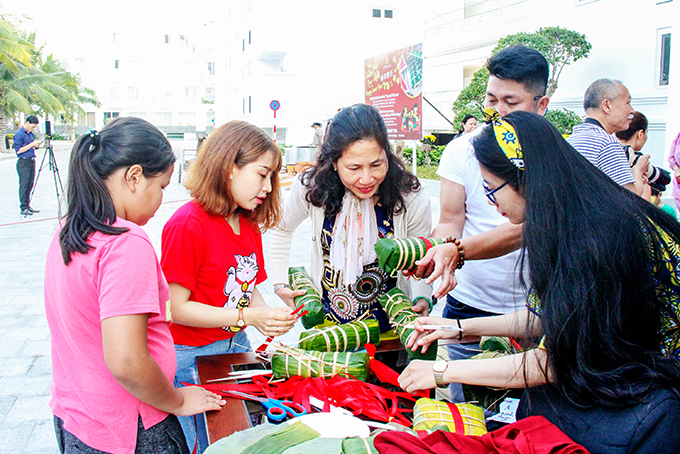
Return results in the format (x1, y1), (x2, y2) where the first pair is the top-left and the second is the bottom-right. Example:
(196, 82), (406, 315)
(567, 78), (650, 196)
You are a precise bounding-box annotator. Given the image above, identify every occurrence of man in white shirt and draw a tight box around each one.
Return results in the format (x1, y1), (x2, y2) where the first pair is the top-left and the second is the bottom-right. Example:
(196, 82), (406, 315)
(421, 45), (550, 401)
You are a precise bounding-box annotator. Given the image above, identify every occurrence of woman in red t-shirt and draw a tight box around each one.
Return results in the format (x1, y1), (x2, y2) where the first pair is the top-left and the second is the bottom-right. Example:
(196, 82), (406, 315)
(161, 121), (295, 453)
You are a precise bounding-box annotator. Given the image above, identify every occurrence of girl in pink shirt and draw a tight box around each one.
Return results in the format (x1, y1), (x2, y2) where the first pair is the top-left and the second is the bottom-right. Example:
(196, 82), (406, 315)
(44, 117), (225, 454)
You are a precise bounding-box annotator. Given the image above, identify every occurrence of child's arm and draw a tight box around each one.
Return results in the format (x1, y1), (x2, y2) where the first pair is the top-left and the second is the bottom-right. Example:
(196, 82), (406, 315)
(168, 283), (295, 337)
(101, 313), (225, 416)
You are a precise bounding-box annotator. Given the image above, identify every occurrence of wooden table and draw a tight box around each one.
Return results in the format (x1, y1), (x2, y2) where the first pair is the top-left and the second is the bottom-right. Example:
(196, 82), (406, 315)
(196, 338), (406, 443)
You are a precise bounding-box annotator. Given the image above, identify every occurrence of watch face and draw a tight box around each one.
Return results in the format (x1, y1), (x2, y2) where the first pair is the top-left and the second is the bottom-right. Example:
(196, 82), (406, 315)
(433, 360), (447, 373)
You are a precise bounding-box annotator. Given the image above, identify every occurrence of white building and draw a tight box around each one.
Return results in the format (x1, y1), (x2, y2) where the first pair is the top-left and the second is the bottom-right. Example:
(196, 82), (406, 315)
(8, 0), (677, 164)
(422, 0), (678, 168)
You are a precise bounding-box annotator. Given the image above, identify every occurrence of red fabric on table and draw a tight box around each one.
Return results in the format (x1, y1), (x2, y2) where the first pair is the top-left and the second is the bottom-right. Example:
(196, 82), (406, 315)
(195, 373), (418, 426)
(374, 416), (590, 454)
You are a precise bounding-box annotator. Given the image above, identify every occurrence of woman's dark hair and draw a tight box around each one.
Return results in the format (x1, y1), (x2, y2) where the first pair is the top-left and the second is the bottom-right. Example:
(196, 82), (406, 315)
(616, 111), (649, 141)
(59, 117), (175, 265)
(462, 114), (477, 126)
(302, 104), (420, 216)
(474, 111), (680, 408)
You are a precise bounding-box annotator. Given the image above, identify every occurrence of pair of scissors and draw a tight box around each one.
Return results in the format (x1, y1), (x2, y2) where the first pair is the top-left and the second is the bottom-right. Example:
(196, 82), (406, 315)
(225, 390), (307, 423)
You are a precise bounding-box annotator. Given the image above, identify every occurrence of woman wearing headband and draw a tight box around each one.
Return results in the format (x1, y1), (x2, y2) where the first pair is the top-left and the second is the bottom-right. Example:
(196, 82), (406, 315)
(270, 104), (433, 332)
(399, 109), (680, 453)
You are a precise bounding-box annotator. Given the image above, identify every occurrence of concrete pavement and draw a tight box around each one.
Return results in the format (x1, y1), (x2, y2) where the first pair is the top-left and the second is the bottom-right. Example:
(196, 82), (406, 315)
(0, 141), (441, 452)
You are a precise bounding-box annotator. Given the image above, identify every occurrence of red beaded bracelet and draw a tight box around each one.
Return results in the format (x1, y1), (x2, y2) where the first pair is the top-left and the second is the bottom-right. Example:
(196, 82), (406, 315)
(445, 236), (466, 269)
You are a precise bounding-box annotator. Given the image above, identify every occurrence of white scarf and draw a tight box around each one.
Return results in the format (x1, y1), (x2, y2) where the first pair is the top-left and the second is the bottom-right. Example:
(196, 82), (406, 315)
(329, 193), (378, 287)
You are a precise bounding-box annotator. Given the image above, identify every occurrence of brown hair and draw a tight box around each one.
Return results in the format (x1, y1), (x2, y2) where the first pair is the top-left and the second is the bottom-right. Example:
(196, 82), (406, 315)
(184, 120), (282, 230)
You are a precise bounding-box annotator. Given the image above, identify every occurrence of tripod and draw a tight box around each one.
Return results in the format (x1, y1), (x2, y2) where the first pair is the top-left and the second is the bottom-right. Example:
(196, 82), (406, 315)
(31, 135), (65, 218)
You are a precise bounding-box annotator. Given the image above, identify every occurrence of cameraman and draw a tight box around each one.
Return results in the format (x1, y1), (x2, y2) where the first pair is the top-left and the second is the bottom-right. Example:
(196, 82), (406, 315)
(616, 111), (671, 201)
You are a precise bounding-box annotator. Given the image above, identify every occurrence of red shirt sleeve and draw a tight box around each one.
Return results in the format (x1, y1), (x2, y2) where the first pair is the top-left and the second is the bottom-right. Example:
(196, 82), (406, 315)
(161, 207), (206, 292)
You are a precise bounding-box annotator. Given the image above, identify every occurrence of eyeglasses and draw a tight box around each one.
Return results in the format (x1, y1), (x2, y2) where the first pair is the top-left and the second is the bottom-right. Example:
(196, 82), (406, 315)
(533, 94), (546, 101)
(482, 180), (510, 204)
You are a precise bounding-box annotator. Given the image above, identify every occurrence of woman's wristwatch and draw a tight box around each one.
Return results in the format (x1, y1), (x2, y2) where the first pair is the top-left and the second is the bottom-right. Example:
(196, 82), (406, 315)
(433, 360), (449, 388)
(273, 283), (290, 293)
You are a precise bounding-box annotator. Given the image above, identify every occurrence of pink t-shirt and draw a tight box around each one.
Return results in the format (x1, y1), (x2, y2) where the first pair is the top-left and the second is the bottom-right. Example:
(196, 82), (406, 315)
(44, 218), (176, 454)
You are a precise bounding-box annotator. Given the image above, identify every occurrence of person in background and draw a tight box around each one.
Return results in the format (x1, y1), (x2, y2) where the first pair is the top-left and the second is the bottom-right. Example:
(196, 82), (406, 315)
(453, 114), (478, 139)
(13, 114), (41, 216)
(45, 117), (223, 454)
(161, 121), (296, 453)
(651, 185), (676, 218)
(666, 131), (680, 211)
(399, 111), (680, 454)
(567, 79), (650, 197)
(311, 122), (324, 150)
(270, 104), (433, 332)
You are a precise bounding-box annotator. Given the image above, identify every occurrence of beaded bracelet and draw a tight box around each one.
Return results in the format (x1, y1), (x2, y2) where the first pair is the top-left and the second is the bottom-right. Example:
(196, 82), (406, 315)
(444, 236), (466, 269)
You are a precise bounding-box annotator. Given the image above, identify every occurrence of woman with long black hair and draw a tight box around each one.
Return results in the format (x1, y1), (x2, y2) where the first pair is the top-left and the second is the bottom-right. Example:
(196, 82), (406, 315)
(399, 110), (680, 453)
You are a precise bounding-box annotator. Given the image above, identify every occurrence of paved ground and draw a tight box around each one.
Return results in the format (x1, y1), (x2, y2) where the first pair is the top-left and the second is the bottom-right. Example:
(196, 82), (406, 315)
(0, 142), (442, 452)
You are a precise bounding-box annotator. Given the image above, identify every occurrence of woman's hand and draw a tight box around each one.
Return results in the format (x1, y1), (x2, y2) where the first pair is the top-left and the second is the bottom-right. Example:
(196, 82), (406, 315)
(405, 316), (463, 354)
(245, 306), (296, 337)
(411, 298), (430, 316)
(405, 244), (460, 299)
(172, 386), (226, 416)
(274, 286), (306, 310)
(398, 360), (437, 393)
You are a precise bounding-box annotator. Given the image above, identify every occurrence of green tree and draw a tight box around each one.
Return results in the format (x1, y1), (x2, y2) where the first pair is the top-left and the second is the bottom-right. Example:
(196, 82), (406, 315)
(451, 67), (488, 129)
(544, 108), (583, 136)
(0, 15), (36, 140)
(38, 53), (100, 139)
(2, 17), (99, 144)
(495, 26), (592, 97)
(451, 26), (592, 122)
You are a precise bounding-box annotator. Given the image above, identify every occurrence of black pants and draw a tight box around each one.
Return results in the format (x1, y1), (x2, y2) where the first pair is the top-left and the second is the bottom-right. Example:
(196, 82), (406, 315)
(17, 157), (35, 211)
(54, 414), (190, 454)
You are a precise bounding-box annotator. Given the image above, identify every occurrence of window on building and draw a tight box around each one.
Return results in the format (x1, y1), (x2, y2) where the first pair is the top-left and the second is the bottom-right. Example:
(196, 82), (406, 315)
(373, 9), (381, 17)
(179, 112), (196, 126)
(384, 9), (393, 18)
(153, 112), (172, 125)
(659, 32), (671, 86)
(249, 30), (252, 44)
(114, 60), (119, 69)
(128, 86), (138, 99)
(164, 34), (170, 44)
(248, 96), (252, 114)
(205, 87), (215, 102)
(207, 62), (215, 76)
(103, 112), (120, 125)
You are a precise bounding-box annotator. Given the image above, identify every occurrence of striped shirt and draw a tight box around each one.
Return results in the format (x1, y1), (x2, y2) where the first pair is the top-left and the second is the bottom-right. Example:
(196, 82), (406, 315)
(567, 121), (634, 186)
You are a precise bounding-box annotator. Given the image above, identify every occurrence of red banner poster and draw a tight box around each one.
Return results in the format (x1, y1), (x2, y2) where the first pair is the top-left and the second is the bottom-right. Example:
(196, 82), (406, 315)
(365, 43), (423, 140)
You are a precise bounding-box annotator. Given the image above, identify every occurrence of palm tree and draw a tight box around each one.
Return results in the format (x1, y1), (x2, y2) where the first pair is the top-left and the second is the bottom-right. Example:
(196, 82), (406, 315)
(39, 54), (100, 139)
(0, 15), (35, 144)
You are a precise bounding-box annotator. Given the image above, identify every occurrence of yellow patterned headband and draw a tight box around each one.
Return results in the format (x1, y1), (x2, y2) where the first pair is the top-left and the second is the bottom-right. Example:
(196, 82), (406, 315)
(482, 107), (524, 170)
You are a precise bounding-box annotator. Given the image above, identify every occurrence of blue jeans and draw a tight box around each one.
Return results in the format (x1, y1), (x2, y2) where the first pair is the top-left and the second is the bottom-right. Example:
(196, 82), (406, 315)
(442, 295), (499, 402)
(174, 331), (251, 454)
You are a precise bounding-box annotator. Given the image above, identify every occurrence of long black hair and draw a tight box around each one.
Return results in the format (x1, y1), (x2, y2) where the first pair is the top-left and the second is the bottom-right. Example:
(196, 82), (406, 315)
(59, 117), (175, 265)
(474, 111), (680, 407)
(302, 104), (420, 217)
